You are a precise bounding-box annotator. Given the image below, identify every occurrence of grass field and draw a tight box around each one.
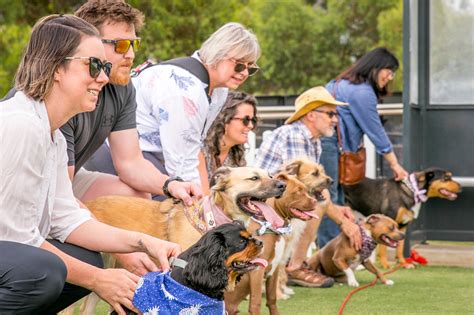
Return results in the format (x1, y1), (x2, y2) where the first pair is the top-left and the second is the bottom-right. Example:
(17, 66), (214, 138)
(76, 265), (474, 314)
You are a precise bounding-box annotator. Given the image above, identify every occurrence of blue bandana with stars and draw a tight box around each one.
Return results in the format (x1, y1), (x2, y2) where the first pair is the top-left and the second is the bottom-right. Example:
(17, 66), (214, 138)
(133, 271), (225, 315)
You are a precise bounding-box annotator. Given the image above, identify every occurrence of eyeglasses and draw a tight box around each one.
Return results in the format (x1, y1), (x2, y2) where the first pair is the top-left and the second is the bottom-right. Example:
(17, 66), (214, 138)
(102, 38), (141, 54)
(231, 115), (258, 128)
(312, 109), (339, 119)
(230, 59), (259, 76)
(64, 56), (112, 78)
(388, 69), (396, 80)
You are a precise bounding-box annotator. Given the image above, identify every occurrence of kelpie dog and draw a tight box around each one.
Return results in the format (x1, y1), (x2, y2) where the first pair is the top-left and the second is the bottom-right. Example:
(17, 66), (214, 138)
(343, 167), (461, 268)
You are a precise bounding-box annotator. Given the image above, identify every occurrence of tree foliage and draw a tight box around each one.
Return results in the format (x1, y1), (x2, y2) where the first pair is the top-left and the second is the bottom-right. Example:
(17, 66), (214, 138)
(0, 0), (402, 97)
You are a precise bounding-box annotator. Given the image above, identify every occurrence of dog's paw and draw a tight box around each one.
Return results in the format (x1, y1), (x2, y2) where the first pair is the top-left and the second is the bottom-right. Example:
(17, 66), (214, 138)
(348, 279), (359, 287)
(384, 279), (394, 286)
(401, 262), (416, 269)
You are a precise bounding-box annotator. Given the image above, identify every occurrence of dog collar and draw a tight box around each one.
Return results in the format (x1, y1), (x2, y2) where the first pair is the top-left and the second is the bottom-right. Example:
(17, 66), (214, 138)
(251, 217), (292, 235)
(358, 225), (377, 261)
(170, 257), (188, 269)
(402, 174), (428, 204)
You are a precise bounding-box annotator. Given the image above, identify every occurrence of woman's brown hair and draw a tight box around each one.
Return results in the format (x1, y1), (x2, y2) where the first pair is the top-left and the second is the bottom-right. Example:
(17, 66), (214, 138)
(15, 14), (100, 100)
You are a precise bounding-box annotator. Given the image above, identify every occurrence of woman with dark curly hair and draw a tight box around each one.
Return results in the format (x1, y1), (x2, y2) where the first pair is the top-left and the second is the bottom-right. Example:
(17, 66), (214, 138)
(198, 91), (258, 193)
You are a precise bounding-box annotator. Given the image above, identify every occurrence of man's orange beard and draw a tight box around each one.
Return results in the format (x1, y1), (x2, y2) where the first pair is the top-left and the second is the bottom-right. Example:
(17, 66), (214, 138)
(109, 62), (132, 85)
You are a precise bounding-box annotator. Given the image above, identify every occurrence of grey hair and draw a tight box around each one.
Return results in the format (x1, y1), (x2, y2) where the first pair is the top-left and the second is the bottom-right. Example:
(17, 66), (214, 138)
(199, 22), (261, 66)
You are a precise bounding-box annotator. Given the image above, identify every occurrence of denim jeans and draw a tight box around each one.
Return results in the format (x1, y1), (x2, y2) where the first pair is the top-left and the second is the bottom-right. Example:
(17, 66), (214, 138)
(317, 134), (343, 248)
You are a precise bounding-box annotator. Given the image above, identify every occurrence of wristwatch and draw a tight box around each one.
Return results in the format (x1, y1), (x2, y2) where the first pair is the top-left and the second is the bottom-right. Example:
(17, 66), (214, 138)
(162, 176), (184, 198)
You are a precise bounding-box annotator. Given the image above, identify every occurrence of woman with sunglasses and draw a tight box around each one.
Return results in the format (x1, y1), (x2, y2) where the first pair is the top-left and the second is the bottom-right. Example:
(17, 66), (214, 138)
(0, 15), (179, 314)
(317, 47), (409, 249)
(198, 92), (258, 193)
(131, 22), (261, 192)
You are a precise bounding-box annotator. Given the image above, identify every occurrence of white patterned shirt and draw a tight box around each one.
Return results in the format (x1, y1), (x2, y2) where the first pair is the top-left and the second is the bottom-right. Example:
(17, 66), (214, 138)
(133, 52), (228, 184)
(0, 91), (91, 247)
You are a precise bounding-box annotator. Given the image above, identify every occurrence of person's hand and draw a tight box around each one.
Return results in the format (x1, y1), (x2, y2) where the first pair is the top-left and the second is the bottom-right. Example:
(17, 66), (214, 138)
(114, 252), (158, 276)
(338, 205), (355, 222)
(91, 268), (140, 315)
(391, 163), (409, 181)
(340, 219), (362, 251)
(141, 236), (181, 272)
(169, 180), (203, 206)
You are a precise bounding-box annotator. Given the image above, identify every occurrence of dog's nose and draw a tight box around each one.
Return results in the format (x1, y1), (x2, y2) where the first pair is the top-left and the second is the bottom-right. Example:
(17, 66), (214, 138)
(327, 177), (333, 185)
(276, 180), (286, 191)
(254, 239), (263, 247)
(399, 233), (405, 240)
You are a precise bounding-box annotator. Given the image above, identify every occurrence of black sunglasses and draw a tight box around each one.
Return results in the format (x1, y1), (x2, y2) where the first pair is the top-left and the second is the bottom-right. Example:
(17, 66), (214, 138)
(231, 115), (258, 128)
(312, 109), (339, 119)
(230, 59), (260, 76)
(102, 38), (141, 54)
(64, 56), (112, 78)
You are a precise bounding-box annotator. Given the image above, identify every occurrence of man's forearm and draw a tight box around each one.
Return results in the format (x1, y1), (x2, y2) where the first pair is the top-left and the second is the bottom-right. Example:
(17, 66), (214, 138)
(326, 202), (347, 225)
(116, 157), (168, 195)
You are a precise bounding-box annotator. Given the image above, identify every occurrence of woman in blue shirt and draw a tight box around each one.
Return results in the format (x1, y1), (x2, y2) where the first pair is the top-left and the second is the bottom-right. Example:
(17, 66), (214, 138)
(318, 47), (408, 248)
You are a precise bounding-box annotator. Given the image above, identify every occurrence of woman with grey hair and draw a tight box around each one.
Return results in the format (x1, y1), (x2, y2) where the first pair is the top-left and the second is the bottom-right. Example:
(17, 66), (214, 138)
(0, 14), (180, 313)
(86, 22), (261, 199)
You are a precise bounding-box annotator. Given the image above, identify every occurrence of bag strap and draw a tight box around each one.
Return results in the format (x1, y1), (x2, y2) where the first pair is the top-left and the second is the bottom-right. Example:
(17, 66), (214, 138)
(331, 80), (364, 151)
(132, 56), (210, 96)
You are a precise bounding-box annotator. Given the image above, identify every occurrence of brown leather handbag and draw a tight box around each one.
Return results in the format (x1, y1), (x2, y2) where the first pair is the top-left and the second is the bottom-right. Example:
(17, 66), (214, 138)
(337, 124), (366, 185)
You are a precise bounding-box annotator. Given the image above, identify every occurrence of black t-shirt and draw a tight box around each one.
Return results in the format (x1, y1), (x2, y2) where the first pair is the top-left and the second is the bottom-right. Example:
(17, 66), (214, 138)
(60, 81), (137, 172)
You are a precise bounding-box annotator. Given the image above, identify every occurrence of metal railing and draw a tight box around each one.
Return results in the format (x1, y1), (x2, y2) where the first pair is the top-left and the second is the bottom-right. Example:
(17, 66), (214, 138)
(256, 103), (403, 119)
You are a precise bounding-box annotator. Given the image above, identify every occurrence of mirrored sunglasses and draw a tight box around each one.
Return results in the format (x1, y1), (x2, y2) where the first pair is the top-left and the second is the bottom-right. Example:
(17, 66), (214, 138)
(312, 109), (339, 119)
(64, 56), (112, 79)
(231, 59), (260, 76)
(102, 38), (141, 54)
(231, 115), (259, 128)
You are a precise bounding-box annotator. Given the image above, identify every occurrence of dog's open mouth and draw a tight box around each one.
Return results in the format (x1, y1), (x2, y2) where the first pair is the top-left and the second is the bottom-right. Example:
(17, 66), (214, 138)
(380, 234), (399, 248)
(311, 189), (326, 202)
(288, 207), (319, 221)
(238, 197), (284, 228)
(232, 258), (268, 272)
(439, 188), (458, 200)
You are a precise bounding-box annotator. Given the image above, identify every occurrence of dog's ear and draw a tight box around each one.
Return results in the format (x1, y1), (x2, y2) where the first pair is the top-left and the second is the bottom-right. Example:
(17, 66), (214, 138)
(183, 230), (228, 293)
(275, 173), (290, 182)
(366, 214), (381, 226)
(210, 167), (231, 191)
(279, 160), (302, 176)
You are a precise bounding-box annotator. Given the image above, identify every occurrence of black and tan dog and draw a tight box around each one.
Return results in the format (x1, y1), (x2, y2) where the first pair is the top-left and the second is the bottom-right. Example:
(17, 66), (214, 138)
(307, 214), (404, 287)
(225, 173), (319, 315)
(343, 167), (461, 268)
(111, 221), (268, 315)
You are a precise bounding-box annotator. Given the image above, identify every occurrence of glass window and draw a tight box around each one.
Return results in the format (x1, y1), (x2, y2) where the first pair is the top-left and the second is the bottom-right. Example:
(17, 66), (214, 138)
(409, 0), (419, 105)
(430, 0), (474, 104)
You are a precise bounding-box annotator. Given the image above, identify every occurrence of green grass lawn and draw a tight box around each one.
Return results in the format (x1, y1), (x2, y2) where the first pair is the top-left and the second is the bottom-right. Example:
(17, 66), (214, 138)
(76, 265), (474, 314)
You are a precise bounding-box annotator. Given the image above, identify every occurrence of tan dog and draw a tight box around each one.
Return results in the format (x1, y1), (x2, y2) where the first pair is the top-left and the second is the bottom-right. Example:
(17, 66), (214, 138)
(225, 173), (319, 315)
(75, 166), (286, 315)
(307, 214), (405, 287)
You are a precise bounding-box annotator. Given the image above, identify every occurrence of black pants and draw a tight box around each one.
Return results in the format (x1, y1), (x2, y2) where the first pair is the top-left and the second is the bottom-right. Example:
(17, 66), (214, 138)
(84, 143), (168, 201)
(0, 240), (103, 314)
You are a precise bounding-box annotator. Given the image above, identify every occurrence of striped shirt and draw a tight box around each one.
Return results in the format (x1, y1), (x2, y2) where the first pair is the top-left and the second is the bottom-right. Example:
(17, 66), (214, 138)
(254, 120), (322, 174)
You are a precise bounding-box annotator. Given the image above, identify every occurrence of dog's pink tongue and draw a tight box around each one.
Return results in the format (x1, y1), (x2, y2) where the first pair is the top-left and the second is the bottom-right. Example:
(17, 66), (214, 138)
(303, 211), (320, 220)
(250, 258), (268, 269)
(251, 201), (284, 229)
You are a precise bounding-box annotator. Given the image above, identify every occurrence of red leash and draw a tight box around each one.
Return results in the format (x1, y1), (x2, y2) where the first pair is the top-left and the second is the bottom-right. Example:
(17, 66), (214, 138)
(337, 264), (402, 315)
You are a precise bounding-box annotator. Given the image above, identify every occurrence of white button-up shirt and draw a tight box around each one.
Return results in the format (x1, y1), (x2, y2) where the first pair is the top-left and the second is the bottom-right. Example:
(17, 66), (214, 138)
(133, 52), (228, 184)
(0, 91), (91, 247)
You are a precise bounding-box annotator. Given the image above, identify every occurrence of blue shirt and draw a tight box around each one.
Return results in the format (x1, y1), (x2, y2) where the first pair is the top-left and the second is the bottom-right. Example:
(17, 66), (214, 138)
(133, 272), (225, 315)
(254, 120), (321, 174)
(326, 80), (393, 155)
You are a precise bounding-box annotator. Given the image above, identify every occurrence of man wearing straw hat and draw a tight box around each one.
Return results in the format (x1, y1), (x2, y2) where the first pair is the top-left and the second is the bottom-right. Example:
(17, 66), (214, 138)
(254, 86), (361, 288)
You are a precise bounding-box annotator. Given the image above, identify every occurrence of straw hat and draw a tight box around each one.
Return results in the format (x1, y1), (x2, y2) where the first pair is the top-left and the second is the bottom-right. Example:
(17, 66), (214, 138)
(285, 86), (348, 124)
